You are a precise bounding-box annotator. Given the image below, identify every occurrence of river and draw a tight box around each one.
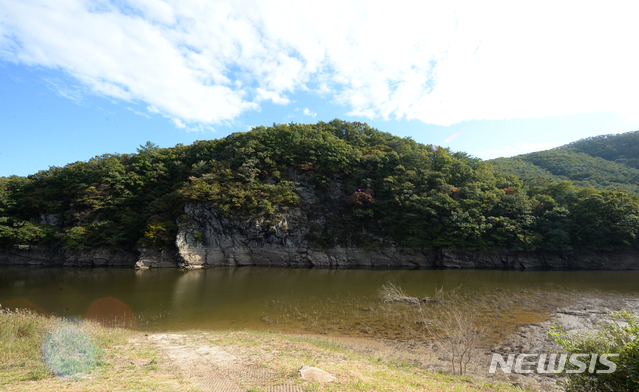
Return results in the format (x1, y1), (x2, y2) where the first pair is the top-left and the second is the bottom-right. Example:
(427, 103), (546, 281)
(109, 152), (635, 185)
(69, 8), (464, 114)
(2, 267), (639, 336)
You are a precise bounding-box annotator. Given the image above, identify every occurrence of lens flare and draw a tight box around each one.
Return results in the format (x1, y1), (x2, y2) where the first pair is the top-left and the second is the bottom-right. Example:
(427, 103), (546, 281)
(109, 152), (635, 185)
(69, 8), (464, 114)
(86, 297), (138, 329)
(444, 132), (462, 143)
(42, 321), (96, 376)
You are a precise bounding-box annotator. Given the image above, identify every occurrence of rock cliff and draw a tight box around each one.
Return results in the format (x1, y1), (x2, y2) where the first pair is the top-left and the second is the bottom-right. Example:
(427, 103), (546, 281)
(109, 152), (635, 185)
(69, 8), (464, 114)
(2, 241), (638, 270)
(174, 202), (425, 268)
(171, 190), (639, 269)
(2, 191), (639, 270)
(173, 202), (639, 269)
(0, 245), (140, 267)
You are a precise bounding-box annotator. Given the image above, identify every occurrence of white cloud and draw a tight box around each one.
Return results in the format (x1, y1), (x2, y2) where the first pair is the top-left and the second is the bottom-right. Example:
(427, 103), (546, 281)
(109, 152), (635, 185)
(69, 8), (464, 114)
(43, 77), (84, 104)
(303, 108), (316, 117)
(255, 88), (290, 105)
(147, 105), (160, 114)
(473, 142), (564, 160)
(183, 123), (215, 133)
(172, 118), (186, 129)
(1, 0), (638, 128)
(127, 107), (151, 118)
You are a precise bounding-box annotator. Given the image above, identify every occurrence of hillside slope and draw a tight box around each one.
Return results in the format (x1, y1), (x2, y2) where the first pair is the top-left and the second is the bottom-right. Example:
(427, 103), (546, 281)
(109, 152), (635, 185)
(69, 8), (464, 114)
(562, 130), (639, 169)
(489, 131), (639, 194)
(1, 121), (638, 255)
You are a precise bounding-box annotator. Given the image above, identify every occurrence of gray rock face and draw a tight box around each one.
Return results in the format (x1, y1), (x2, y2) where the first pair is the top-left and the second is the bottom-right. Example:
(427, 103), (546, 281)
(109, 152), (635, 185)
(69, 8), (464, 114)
(174, 202), (639, 270)
(135, 248), (180, 269)
(436, 248), (639, 270)
(0, 245), (138, 267)
(175, 202), (431, 268)
(1, 242), (638, 270)
(37, 213), (63, 228)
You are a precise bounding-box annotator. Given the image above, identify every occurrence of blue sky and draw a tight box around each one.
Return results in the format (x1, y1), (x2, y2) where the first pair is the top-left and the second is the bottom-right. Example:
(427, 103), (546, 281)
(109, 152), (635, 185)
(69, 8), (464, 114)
(2, 1), (639, 177)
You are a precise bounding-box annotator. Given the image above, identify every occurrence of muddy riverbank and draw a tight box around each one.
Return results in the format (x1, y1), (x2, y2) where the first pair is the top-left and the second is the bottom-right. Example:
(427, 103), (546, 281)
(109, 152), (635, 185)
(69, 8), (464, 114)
(328, 291), (639, 391)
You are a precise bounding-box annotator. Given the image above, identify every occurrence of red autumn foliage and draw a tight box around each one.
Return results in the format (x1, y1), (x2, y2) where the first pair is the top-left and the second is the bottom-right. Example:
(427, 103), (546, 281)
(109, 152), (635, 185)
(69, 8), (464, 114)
(345, 189), (375, 208)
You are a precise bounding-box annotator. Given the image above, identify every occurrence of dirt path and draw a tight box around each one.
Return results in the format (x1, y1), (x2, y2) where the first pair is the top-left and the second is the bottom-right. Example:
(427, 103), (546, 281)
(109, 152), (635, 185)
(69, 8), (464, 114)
(125, 330), (519, 392)
(132, 333), (305, 392)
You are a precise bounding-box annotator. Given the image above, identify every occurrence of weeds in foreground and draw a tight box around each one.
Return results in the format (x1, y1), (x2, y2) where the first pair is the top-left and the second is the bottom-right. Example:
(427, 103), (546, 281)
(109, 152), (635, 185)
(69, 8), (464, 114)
(178, 330), (524, 392)
(0, 305), (127, 384)
(0, 306), (194, 391)
(0, 306), (55, 382)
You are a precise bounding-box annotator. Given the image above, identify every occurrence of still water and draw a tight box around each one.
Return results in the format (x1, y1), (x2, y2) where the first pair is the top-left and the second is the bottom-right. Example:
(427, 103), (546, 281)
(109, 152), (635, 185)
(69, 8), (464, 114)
(1, 267), (639, 334)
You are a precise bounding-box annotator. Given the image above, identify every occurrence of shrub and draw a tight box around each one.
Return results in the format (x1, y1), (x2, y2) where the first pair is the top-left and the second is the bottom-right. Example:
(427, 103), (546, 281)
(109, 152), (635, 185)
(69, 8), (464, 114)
(141, 221), (177, 248)
(62, 226), (88, 247)
(549, 310), (639, 392)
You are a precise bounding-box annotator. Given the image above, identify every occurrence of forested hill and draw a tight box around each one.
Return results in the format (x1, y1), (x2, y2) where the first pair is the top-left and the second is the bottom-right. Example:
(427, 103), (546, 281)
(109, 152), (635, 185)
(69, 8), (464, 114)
(1, 120), (638, 252)
(489, 131), (639, 194)
(563, 131), (639, 169)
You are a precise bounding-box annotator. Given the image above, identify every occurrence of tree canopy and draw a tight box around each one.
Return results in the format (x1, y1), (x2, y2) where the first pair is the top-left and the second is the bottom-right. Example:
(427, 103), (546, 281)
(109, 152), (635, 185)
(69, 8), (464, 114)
(1, 121), (638, 251)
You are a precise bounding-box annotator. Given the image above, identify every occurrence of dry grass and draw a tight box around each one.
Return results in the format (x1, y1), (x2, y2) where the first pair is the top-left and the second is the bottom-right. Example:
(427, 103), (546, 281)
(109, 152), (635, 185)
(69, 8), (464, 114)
(422, 308), (488, 375)
(0, 306), (524, 391)
(378, 282), (446, 304)
(156, 329), (526, 392)
(0, 306), (197, 391)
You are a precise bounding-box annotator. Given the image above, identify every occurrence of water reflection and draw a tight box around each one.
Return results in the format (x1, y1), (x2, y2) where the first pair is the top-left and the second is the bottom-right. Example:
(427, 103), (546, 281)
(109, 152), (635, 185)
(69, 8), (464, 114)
(1, 267), (638, 333)
(86, 297), (137, 329)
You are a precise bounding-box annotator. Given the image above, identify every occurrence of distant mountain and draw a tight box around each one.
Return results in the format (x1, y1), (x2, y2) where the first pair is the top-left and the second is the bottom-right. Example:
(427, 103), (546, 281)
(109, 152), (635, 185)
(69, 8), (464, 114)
(489, 131), (639, 194)
(562, 131), (639, 169)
